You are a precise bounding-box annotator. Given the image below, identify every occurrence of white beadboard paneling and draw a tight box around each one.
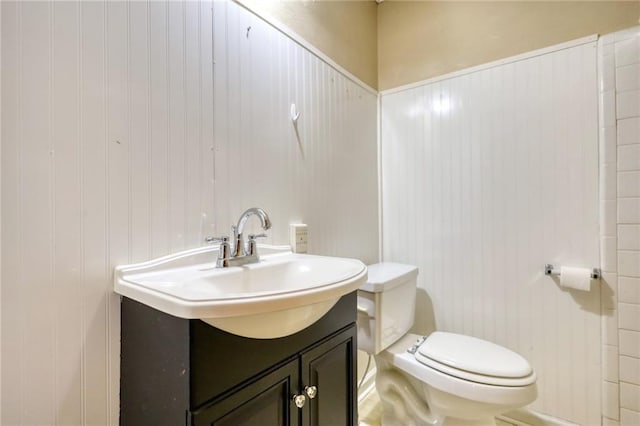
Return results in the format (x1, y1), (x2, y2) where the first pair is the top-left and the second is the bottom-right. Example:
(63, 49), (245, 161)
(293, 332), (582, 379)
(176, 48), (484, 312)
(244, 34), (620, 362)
(2, 1), (216, 423)
(52, 2), (82, 423)
(1, 2), (21, 423)
(211, 1), (378, 263)
(1, 1), (378, 424)
(0, 0), (3, 419)
(79, 2), (109, 423)
(381, 42), (600, 425)
(18, 3), (56, 423)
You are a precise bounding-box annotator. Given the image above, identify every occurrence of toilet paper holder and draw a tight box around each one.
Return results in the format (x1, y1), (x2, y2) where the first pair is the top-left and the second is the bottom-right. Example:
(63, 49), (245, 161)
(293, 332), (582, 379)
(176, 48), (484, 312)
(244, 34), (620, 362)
(544, 264), (601, 280)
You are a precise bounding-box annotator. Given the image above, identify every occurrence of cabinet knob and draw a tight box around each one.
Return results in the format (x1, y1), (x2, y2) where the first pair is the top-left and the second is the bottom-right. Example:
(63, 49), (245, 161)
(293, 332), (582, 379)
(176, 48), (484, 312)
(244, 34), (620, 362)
(304, 385), (318, 399)
(292, 394), (306, 408)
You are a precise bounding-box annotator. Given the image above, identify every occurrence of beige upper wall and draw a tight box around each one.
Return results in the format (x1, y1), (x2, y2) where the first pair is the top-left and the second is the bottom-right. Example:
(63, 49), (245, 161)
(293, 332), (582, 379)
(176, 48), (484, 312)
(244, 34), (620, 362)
(238, 0), (378, 89)
(238, 1), (639, 91)
(378, 1), (640, 90)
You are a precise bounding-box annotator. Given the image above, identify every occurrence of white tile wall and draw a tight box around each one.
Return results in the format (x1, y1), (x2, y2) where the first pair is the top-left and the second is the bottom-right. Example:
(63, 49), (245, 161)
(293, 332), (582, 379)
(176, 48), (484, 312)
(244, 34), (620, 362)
(605, 381), (622, 420)
(615, 38), (640, 67)
(619, 251), (640, 277)
(620, 277), (640, 304)
(619, 198), (640, 224)
(620, 330), (640, 358)
(621, 381), (640, 411)
(617, 90), (640, 120)
(618, 144), (640, 171)
(621, 355), (640, 384)
(621, 408), (640, 425)
(600, 27), (640, 423)
(618, 117), (640, 145)
(619, 303), (640, 331)
(382, 41), (601, 425)
(618, 172), (640, 198)
(616, 64), (640, 92)
(0, 1), (378, 424)
(604, 417), (621, 426)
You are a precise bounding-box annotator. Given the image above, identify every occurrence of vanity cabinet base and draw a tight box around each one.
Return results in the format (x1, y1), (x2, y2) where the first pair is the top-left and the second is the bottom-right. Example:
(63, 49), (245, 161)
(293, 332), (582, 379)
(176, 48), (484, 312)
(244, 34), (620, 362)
(120, 292), (357, 426)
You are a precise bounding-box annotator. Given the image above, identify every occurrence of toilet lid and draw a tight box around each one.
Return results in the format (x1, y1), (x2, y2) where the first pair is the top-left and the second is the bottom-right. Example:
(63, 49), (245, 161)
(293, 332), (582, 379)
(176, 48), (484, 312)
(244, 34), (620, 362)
(416, 332), (535, 387)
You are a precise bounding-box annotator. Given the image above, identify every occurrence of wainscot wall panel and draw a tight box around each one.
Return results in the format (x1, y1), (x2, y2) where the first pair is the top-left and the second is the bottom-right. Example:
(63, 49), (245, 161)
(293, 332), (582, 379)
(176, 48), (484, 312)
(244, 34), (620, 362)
(1, 0), (377, 424)
(211, 0), (378, 263)
(381, 41), (600, 425)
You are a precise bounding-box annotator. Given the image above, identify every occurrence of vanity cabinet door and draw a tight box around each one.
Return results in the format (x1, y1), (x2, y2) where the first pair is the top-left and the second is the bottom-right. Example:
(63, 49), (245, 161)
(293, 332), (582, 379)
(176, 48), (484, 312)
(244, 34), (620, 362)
(190, 358), (300, 426)
(300, 325), (357, 426)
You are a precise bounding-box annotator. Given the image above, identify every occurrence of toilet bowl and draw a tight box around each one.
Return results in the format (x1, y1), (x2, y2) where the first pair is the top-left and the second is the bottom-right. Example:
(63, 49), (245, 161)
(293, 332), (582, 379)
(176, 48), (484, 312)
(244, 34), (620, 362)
(357, 263), (537, 426)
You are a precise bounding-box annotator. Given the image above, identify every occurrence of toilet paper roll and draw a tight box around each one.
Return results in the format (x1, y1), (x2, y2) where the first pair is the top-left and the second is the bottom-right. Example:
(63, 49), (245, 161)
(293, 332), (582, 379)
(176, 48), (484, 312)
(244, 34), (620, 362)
(560, 266), (592, 291)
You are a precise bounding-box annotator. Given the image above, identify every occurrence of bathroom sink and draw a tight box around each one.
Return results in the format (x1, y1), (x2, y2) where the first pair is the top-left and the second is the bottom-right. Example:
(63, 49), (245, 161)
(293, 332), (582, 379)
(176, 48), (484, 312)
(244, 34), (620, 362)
(114, 245), (367, 338)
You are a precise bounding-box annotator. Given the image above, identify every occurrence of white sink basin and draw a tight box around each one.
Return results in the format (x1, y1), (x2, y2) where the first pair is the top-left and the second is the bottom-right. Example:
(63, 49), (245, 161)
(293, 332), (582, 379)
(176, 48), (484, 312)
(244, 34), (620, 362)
(114, 245), (367, 338)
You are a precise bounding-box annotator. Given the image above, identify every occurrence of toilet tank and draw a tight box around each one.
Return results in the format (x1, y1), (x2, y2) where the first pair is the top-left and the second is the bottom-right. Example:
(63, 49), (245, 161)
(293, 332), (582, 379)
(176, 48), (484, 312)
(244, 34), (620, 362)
(357, 263), (419, 355)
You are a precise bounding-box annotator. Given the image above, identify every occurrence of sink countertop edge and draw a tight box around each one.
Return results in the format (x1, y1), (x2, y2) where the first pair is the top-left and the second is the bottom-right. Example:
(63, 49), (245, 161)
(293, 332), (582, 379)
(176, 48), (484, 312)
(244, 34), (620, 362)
(114, 245), (368, 321)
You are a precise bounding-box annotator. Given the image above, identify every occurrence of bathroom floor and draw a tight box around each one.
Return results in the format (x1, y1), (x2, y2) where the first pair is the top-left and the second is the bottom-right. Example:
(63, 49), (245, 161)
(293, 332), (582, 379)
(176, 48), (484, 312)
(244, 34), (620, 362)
(358, 389), (518, 426)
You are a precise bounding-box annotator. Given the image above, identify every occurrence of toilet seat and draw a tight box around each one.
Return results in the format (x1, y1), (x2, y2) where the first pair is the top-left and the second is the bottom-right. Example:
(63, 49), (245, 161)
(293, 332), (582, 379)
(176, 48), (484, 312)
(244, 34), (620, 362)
(415, 332), (536, 387)
(380, 334), (538, 407)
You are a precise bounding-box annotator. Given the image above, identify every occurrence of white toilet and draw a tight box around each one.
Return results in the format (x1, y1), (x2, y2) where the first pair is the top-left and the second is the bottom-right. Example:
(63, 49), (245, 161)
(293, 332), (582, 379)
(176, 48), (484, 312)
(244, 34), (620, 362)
(357, 263), (537, 426)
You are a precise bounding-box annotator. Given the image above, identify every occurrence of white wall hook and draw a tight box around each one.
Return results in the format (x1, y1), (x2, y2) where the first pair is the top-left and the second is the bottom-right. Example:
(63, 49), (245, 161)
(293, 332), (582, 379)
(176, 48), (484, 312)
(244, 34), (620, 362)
(290, 103), (300, 124)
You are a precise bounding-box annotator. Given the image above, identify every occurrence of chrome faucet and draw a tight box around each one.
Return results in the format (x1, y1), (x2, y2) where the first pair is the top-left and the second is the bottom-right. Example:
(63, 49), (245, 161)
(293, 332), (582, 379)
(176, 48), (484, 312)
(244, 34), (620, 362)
(205, 207), (271, 267)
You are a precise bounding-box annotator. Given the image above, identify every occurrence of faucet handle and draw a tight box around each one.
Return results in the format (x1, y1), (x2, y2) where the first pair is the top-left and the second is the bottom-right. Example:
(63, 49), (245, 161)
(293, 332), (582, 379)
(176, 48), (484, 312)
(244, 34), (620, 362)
(247, 233), (267, 256)
(206, 236), (232, 268)
(205, 235), (229, 244)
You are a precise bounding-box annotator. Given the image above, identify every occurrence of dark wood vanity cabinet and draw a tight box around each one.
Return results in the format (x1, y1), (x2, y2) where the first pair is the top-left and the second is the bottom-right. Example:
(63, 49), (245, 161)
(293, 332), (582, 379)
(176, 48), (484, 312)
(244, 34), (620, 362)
(120, 292), (357, 426)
